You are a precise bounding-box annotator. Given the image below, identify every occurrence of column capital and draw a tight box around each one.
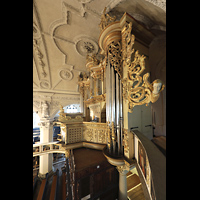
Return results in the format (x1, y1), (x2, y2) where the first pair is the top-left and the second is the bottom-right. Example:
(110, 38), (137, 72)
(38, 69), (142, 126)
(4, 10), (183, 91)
(116, 164), (129, 175)
(39, 118), (53, 127)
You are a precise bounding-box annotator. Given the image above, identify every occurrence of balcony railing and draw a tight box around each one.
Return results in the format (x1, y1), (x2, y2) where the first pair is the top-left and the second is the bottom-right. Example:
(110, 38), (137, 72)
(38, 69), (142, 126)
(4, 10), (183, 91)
(131, 130), (166, 200)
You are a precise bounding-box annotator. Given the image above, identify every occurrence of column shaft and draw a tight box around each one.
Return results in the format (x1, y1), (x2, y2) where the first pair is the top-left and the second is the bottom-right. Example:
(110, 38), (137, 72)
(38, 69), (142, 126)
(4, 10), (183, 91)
(118, 170), (128, 200)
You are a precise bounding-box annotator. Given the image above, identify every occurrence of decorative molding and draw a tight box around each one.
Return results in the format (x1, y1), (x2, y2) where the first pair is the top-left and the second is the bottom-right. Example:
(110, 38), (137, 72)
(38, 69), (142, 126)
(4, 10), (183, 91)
(59, 69), (73, 81)
(40, 80), (50, 89)
(33, 39), (47, 79)
(74, 35), (99, 57)
(82, 123), (107, 144)
(33, 3), (51, 89)
(116, 164), (129, 175)
(123, 129), (129, 154)
(33, 22), (41, 39)
(77, 0), (94, 3)
(33, 92), (80, 119)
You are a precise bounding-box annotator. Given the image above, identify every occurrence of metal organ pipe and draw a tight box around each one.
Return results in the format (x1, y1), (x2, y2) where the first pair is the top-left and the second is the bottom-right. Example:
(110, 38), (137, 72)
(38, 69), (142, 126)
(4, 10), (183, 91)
(116, 73), (120, 155)
(105, 58), (123, 155)
(111, 66), (116, 154)
(119, 78), (123, 154)
(106, 60), (112, 153)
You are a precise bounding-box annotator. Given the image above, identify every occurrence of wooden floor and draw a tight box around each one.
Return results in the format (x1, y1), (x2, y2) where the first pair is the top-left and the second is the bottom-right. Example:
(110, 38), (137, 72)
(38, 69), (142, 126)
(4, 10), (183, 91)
(127, 171), (145, 200)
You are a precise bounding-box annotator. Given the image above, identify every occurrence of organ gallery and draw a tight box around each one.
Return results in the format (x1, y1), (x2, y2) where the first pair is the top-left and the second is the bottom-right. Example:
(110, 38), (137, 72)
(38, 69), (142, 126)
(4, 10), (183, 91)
(33, 1), (166, 200)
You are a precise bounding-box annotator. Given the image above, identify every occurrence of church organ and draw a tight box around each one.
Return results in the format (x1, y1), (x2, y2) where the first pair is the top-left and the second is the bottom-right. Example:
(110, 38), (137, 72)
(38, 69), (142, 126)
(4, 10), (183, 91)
(77, 11), (165, 161)
(59, 9), (165, 200)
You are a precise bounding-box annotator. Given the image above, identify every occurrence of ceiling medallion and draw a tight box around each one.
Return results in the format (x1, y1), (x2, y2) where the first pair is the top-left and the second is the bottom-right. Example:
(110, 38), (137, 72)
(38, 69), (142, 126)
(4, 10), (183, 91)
(75, 36), (99, 57)
(59, 69), (73, 81)
(40, 80), (50, 89)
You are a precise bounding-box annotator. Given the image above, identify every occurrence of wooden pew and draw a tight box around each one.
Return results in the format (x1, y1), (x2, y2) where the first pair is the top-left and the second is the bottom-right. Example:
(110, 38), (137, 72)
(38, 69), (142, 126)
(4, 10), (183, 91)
(62, 171), (66, 200)
(50, 170), (59, 200)
(37, 179), (46, 200)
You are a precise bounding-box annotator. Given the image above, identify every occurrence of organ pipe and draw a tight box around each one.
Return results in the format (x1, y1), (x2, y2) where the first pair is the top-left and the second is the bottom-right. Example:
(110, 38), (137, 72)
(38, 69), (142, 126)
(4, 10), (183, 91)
(116, 73), (120, 155)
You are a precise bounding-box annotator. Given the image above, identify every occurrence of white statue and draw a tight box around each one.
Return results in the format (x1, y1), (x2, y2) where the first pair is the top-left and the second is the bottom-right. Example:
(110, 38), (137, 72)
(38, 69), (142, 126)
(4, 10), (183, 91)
(152, 82), (162, 95)
(41, 101), (49, 118)
(151, 79), (165, 103)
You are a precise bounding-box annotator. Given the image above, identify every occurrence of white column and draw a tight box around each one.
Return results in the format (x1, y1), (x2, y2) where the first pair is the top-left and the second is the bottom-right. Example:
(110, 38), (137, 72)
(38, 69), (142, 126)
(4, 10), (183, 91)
(39, 154), (53, 175)
(39, 118), (53, 175)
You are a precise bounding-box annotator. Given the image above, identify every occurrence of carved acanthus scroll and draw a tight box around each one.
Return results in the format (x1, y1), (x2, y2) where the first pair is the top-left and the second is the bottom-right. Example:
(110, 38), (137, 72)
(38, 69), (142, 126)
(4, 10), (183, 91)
(108, 41), (123, 78)
(99, 7), (116, 32)
(122, 22), (165, 113)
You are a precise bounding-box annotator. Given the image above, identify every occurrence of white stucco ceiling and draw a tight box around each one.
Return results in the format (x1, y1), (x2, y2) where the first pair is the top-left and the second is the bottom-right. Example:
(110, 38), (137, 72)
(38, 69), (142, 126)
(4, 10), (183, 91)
(33, 0), (166, 96)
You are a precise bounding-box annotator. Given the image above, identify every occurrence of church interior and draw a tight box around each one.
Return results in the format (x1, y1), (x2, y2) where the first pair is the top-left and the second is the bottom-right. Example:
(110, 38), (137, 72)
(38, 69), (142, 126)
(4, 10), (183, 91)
(33, 0), (166, 199)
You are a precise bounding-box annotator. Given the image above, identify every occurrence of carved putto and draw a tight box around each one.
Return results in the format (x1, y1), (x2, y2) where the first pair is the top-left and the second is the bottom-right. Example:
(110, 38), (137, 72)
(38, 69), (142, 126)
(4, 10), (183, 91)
(78, 72), (88, 82)
(86, 54), (100, 66)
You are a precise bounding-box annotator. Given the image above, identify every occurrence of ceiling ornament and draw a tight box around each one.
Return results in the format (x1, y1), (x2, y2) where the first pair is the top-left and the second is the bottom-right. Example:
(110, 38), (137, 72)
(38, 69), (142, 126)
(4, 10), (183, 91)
(59, 69), (73, 81)
(40, 80), (50, 89)
(33, 39), (47, 78)
(33, 22), (41, 39)
(77, 0), (94, 3)
(74, 36), (99, 57)
(33, 3), (51, 89)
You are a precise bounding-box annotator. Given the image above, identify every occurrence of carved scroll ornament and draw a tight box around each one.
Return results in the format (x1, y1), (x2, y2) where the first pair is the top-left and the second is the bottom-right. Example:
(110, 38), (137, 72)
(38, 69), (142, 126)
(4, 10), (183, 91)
(108, 41), (122, 78)
(99, 7), (116, 32)
(122, 22), (165, 113)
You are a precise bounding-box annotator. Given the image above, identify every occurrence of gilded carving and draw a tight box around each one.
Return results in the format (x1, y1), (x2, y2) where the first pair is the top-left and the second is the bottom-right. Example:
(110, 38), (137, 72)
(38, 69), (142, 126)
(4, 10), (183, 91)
(58, 105), (83, 123)
(123, 129), (129, 154)
(116, 164), (129, 174)
(86, 54), (100, 66)
(82, 123), (107, 143)
(65, 149), (70, 158)
(122, 78), (128, 100)
(84, 94), (106, 105)
(122, 22), (165, 112)
(108, 41), (123, 78)
(121, 22), (135, 67)
(106, 121), (111, 150)
(99, 7), (116, 32)
(98, 129), (106, 143)
(111, 121), (116, 142)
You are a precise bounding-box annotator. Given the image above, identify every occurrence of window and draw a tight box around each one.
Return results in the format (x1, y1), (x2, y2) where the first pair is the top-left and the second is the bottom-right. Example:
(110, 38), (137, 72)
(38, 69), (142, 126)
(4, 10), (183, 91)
(33, 111), (40, 128)
(54, 104), (81, 118)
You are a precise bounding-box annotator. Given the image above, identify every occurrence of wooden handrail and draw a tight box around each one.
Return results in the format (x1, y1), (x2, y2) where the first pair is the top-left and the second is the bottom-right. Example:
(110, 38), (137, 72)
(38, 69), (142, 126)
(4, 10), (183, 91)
(131, 130), (166, 200)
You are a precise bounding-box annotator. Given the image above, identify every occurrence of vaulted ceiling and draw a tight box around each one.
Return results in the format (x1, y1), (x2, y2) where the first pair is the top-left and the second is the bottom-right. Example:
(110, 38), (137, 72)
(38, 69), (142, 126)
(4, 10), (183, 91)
(33, 0), (166, 117)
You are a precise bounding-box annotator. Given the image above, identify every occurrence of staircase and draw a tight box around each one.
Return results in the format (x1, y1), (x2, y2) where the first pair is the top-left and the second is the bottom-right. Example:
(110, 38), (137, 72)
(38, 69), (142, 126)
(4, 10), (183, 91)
(127, 171), (145, 200)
